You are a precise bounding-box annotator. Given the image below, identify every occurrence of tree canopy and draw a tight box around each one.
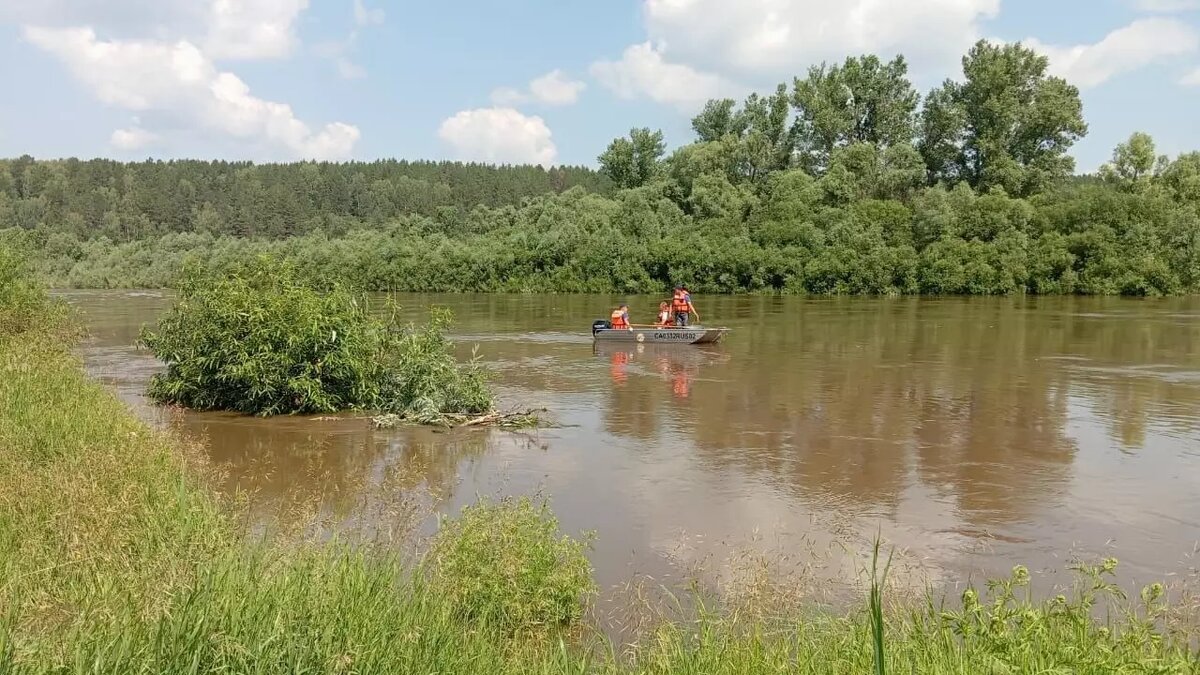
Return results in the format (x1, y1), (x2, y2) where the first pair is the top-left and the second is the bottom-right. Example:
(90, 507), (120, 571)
(921, 41), (1087, 196)
(793, 55), (919, 173)
(4, 40), (1198, 297)
(598, 128), (666, 190)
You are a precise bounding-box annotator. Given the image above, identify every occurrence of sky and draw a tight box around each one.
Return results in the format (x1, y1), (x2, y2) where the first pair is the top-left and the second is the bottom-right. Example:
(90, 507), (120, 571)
(1, 0), (1199, 172)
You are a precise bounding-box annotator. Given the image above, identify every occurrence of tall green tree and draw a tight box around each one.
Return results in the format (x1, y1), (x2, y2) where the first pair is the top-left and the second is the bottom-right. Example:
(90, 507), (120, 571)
(691, 99), (745, 142)
(792, 55), (919, 173)
(737, 84), (797, 182)
(1160, 151), (1200, 202)
(662, 137), (741, 212)
(916, 85), (966, 185)
(691, 85), (795, 184)
(598, 128), (666, 189)
(919, 40), (1087, 196)
(1099, 132), (1162, 192)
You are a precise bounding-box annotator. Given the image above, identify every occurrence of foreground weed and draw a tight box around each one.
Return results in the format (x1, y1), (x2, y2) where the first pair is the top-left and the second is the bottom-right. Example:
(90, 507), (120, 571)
(426, 496), (597, 634)
(868, 537), (892, 675)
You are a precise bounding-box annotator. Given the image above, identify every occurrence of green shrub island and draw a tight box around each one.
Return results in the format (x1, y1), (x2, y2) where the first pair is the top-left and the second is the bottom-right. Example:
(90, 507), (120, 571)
(139, 258), (491, 418)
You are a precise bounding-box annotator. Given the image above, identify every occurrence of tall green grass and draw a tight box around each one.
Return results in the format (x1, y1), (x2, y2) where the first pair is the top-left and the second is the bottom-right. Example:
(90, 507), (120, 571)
(868, 537), (892, 675)
(0, 242), (69, 337)
(2, 242), (1198, 673)
(426, 497), (597, 633)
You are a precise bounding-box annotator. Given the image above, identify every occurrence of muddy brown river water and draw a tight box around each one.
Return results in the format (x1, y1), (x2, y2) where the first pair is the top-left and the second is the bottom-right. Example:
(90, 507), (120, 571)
(64, 290), (1200, 595)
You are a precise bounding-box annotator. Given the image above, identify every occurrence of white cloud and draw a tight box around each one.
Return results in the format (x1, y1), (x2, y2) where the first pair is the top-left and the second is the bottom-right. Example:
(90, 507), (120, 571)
(438, 107), (557, 166)
(353, 0), (385, 27)
(1027, 18), (1199, 88)
(1181, 66), (1200, 85)
(0, 0), (309, 61)
(0, 1), (206, 38)
(110, 126), (159, 151)
(590, 41), (740, 110)
(1133, 0), (1200, 11)
(490, 69), (586, 106)
(640, 0), (1000, 75)
(25, 26), (359, 159)
(203, 0), (307, 60)
(528, 69), (586, 105)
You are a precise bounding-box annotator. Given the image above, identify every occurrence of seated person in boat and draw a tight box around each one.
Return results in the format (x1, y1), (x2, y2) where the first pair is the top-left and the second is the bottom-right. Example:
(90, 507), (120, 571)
(610, 303), (632, 331)
(656, 301), (672, 327)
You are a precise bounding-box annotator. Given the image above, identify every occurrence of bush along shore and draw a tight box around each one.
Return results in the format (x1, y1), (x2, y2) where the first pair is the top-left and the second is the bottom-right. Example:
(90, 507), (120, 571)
(5, 43), (1200, 296)
(3, 245), (1200, 673)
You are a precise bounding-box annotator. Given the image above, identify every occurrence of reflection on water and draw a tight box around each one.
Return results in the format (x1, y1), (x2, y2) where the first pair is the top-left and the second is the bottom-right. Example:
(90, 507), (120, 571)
(596, 343), (730, 437)
(62, 290), (1200, 590)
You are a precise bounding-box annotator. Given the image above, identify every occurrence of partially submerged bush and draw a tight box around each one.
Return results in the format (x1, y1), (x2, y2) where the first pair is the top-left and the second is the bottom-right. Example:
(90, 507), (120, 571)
(377, 307), (492, 423)
(140, 258), (491, 417)
(426, 496), (596, 633)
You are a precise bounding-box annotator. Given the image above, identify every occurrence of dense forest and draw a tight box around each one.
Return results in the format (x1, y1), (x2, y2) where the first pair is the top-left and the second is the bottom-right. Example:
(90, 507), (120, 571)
(0, 158), (610, 239)
(3, 40), (1199, 295)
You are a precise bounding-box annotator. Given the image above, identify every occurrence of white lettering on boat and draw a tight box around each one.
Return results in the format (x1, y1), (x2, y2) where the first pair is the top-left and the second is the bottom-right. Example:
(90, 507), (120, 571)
(651, 331), (699, 341)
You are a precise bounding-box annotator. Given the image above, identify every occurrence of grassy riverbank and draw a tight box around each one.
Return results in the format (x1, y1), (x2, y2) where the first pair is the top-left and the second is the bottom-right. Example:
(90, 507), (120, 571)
(2, 254), (1198, 673)
(0, 305), (581, 672)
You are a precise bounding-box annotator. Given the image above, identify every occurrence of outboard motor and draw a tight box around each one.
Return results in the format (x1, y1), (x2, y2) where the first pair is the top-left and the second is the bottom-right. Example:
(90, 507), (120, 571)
(592, 319), (611, 335)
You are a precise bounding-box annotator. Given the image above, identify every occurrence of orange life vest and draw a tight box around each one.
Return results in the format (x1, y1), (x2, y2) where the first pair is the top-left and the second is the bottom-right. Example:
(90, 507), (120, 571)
(611, 308), (629, 329)
(671, 292), (690, 314)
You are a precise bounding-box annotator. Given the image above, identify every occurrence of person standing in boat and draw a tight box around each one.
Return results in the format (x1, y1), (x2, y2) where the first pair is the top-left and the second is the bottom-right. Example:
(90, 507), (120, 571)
(610, 303), (632, 331)
(671, 286), (695, 327)
(683, 285), (699, 325)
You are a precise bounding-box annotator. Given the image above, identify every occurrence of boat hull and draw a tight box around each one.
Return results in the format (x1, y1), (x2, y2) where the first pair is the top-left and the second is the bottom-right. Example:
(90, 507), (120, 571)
(592, 327), (729, 345)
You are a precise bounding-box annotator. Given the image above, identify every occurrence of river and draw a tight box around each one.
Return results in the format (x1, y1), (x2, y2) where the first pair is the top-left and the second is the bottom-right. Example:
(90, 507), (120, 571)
(64, 290), (1200, 596)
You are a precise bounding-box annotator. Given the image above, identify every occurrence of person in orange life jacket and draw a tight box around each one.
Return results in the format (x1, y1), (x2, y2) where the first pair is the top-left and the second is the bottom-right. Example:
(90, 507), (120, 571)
(682, 285), (699, 324)
(656, 301), (672, 327)
(671, 287), (694, 327)
(610, 303), (632, 330)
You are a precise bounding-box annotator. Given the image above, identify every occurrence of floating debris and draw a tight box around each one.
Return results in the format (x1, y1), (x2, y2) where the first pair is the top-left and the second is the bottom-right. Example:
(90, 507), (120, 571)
(371, 407), (547, 430)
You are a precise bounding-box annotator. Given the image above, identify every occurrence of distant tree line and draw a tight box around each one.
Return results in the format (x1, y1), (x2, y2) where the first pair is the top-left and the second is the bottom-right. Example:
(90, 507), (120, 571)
(3, 40), (1199, 295)
(0, 158), (609, 240)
